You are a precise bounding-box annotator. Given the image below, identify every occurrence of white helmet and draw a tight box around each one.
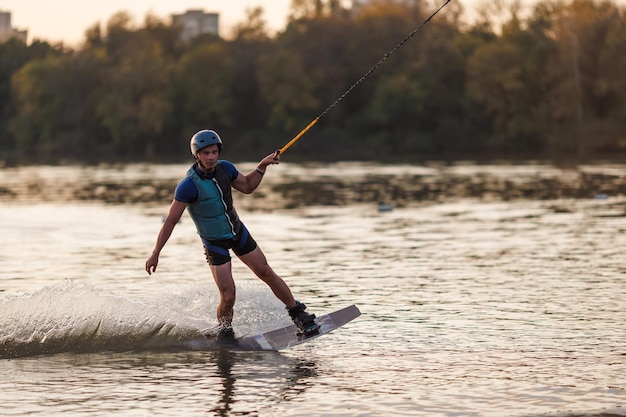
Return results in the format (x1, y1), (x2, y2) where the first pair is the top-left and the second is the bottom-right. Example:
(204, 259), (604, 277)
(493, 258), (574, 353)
(190, 129), (222, 155)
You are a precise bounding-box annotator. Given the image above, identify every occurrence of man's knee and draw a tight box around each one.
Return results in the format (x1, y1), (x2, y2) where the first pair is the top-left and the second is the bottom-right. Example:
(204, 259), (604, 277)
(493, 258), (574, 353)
(252, 262), (276, 281)
(219, 285), (236, 304)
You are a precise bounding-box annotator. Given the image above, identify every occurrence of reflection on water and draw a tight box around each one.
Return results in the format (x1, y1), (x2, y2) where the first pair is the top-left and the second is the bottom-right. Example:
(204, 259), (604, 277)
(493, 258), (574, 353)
(0, 163), (625, 417)
(1, 349), (319, 416)
(1, 162), (626, 208)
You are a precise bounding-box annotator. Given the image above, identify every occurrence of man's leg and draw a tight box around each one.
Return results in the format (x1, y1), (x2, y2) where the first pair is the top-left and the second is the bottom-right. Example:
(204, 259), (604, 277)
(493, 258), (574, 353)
(238, 246), (296, 307)
(239, 246), (318, 334)
(209, 262), (237, 327)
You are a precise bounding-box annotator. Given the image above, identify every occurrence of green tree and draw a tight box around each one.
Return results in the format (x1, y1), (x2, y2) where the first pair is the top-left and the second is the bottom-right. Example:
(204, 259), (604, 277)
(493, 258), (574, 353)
(466, 6), (558, 156)
(10, 49), (104, 161)
(228, 7), (272, 143)
(549, 0), (626, 155)
(95, 13), (175, 158)
(257, 46), (319, 135)
(0, 39), (60, 159)
(172, 41), (235, 137)
(3, 0), (626, 164)
(289, 0), (340, 20)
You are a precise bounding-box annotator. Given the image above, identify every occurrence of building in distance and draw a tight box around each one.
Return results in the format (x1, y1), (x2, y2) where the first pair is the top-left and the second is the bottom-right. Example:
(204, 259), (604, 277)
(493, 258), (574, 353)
(172, 9), (219, 42)
(0, 10), (27, 43)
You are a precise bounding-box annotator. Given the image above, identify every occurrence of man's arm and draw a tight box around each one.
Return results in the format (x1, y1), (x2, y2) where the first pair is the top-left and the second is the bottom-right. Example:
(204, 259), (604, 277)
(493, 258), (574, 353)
(232, 152), (280, 194)
(145, 199), (188, 275)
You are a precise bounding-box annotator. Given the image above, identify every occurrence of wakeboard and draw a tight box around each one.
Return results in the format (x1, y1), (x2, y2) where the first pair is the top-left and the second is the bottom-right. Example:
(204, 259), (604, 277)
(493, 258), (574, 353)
(182, 304), (361, 351)
(235, 304), (361, 351)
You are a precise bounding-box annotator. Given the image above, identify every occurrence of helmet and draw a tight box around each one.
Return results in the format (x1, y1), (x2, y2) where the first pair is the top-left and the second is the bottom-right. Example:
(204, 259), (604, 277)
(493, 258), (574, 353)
(190, 129), (222, 155)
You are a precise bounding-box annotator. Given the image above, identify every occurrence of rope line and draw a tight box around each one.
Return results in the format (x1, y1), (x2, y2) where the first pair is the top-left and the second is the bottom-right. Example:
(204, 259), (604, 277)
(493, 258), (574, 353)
(279, 0), (452, 155)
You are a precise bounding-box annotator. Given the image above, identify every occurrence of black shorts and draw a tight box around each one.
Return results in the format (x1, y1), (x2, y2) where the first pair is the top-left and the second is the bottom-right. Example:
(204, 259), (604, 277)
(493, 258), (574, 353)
(202, 223), (257, 266)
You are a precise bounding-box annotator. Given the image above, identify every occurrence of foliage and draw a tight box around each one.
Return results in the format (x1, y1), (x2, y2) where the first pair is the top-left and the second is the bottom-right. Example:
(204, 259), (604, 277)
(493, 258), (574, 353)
(1, 0), (625, 164)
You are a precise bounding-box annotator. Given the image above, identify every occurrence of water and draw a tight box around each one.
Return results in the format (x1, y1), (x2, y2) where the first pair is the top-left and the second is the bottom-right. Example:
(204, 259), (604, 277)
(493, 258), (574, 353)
(1, 162), (625, 416)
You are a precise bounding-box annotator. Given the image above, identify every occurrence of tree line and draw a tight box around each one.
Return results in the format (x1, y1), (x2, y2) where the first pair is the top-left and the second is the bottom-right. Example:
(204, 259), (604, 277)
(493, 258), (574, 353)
(0, 0), (624, 164)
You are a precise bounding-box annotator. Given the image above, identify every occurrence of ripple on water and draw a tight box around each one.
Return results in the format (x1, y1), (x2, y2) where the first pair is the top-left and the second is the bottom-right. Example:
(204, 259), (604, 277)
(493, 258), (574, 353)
(1, 163), (625, 417)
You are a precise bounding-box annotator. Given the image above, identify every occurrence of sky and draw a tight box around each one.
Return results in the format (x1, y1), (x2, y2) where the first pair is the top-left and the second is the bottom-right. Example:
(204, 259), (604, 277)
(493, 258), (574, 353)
(5, 0), (624, 47)
(0, 0), (293, 46)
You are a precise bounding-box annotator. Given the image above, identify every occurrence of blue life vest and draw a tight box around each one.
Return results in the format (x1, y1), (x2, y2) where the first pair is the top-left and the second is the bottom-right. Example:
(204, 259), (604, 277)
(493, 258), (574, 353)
(185, 163), (240, 240)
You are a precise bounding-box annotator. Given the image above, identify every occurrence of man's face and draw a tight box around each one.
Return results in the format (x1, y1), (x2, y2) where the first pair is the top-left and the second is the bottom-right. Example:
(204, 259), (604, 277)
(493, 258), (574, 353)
(196, 144), (220, 170)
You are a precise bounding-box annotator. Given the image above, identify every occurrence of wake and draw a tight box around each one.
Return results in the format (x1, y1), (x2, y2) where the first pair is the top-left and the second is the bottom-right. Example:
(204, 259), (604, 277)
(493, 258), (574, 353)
(0, 280), (289, 359)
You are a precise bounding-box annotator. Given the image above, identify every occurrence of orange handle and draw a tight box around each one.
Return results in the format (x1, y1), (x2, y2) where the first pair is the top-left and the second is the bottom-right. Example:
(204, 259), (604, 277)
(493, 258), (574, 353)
(277, 117), (319, 155)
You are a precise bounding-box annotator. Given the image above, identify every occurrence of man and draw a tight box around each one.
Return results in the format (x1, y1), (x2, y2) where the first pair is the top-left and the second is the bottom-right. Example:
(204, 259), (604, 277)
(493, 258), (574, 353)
(145, 129), (318, 339)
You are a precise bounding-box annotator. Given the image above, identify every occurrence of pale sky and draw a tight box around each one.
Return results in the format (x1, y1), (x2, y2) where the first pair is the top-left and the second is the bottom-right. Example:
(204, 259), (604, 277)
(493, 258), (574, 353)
(0, 0), (505, 46)
(5, 0), (623, 47)
(0, 0), (293, 46)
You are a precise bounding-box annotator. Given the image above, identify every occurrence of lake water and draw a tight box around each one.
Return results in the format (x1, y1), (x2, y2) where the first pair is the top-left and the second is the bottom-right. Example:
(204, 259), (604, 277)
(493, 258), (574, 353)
(1, 162), (625, 417)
